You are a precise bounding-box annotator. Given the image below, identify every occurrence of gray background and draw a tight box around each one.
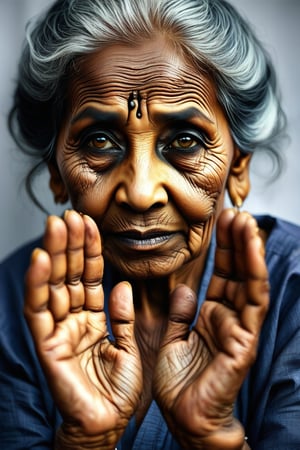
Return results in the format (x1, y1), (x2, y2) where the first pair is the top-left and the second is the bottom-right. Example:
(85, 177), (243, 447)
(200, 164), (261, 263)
(1, 0), (299, 260)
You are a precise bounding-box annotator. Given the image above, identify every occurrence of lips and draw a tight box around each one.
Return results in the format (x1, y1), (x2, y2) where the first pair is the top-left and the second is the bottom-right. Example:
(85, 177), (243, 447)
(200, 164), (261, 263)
(107, 229), (178, 250)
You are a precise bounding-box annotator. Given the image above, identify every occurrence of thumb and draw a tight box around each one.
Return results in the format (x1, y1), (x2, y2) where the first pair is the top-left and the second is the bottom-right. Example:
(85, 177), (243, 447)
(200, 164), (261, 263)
(161, 284), (197, 347)
(109, 281), (137, 352)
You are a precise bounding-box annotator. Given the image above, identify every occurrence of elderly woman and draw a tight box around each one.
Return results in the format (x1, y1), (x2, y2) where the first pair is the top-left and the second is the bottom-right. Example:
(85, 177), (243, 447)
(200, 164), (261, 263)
(0, 0), (299, 448)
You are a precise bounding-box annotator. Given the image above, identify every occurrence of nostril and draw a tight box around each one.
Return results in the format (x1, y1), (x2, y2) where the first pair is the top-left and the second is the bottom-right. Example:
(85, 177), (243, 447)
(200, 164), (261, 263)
(118, 200), (166, 213)
(115, 182), (168, 212)
(151, 201), (166, 209)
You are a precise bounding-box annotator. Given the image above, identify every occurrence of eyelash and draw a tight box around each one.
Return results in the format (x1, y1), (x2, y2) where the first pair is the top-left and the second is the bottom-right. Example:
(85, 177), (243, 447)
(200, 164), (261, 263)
(78, 127), (207, 160)
(164, 131), (206, 154)
(79, 129), (122, 154)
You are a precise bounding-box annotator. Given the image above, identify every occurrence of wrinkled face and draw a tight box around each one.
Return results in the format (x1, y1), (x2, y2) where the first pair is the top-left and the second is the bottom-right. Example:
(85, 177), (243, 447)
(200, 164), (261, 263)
(54, 37), (243, 279)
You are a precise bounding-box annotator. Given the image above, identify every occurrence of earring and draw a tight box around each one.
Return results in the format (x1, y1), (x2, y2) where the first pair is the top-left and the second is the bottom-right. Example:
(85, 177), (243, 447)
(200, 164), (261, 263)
(234, 198), (243, 212)
(54, 189), (68, 204)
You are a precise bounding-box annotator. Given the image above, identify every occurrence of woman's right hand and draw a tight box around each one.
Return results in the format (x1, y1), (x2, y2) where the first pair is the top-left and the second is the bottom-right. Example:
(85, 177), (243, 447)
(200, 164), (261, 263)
(24, 210), (142, 450)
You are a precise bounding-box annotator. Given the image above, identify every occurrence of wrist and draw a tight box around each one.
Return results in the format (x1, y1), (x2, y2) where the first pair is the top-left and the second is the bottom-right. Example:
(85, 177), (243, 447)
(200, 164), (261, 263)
(198, 419), (246, 450)
(55, 424), (120, 450)
(174, 418), (246, 450)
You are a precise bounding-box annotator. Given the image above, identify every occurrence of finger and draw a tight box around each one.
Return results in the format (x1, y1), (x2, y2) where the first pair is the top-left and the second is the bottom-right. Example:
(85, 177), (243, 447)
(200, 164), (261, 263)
(43, 215), (70, 321)
(197, 300), (242, 355)
(210, 210), (269, 334)
(43, 215), (67, 281)
(64, 210), (85, 311)
(214, 210), (252, 281)
(231, 212), (258, 280)
(24, 248), (55, 344)
(241, 228), (269, 333)
(223, 213), (257, 311)
(229, 213), (269, 332)
(242, 215), (267, 278)
(161, 284), (197, 347)
(207, 211), (263, 309)
(206, 209), (236, 302)
(82, 214), (104, 311)
(215, 207), (236, 276)
(109, 281), (136, 351)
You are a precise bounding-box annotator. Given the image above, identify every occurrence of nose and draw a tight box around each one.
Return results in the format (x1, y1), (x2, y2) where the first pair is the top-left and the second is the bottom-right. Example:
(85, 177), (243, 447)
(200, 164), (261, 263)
(114, 149), (169, 212)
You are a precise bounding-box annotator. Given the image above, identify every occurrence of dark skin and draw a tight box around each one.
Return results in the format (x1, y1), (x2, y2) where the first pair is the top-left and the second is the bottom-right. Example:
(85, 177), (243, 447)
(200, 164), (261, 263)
(24, 37), (269, 449)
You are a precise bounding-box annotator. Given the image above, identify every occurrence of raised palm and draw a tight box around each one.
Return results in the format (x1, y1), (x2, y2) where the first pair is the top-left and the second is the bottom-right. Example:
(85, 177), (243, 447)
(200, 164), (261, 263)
(24, 210), (142, 447)
(25, 209), (268, 449)
(153, 209), (269, 449)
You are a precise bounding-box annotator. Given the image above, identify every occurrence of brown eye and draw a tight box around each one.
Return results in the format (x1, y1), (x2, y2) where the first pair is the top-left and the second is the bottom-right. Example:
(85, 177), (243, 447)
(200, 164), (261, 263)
(172, 135), (196, 149)
(169, 133), (204, 152)
(87, 134), (113, 150)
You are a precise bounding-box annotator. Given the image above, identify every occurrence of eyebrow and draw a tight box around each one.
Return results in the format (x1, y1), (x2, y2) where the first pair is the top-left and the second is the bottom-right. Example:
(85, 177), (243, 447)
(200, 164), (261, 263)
(71, 107), (121, 126)
(153, 107), (214, 125)
(71, 105), (213, 127)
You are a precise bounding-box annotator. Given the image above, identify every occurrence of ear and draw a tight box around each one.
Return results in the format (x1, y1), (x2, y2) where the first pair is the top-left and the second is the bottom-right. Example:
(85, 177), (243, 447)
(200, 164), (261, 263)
(48, 161), (69, 204)
(226, 146), (252, 208)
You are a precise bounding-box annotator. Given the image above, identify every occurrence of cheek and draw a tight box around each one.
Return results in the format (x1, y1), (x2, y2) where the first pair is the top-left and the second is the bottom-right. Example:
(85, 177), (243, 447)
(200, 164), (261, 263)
(57, 152), (114, 217)
(174, 150), (230, 222)
(187, 192), (224, 256)
(175, 151), (230, 257)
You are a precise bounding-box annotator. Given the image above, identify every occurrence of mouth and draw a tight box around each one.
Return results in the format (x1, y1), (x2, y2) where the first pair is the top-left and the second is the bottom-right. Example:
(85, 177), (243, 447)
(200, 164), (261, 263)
(107, 229), (179, 251)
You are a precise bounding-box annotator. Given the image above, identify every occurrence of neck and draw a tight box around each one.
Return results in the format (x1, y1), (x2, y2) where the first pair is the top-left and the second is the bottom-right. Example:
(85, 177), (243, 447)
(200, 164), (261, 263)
(113, 249), (209, 425)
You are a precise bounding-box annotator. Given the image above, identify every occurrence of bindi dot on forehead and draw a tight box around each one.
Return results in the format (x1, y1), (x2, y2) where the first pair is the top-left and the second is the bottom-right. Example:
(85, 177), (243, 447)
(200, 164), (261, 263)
(128, 91), (143, 119)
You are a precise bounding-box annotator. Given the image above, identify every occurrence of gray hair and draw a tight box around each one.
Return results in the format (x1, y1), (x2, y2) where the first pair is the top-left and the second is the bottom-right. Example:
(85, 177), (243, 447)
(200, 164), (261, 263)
(9, 0), (286, 208)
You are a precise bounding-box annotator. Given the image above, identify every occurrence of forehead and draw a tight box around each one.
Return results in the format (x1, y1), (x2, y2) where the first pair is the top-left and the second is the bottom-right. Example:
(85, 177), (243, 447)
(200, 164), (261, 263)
(70, 36), (219, 111)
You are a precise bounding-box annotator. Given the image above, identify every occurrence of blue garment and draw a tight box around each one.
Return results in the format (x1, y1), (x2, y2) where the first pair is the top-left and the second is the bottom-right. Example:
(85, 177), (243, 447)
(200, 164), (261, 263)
(0, 216), (299, 449)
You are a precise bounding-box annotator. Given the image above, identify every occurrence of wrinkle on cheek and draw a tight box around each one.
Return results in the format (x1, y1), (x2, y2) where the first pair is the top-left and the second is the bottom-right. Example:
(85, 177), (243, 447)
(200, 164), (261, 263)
(188, 215), (216, 257)
(169, 169), (217, 224)
(179, 173), (221, 220)
(188, 224), (205, 256)
(192, 149), (230, 194)
(57, 148), (102, 211)
(101, 209), (130, 231)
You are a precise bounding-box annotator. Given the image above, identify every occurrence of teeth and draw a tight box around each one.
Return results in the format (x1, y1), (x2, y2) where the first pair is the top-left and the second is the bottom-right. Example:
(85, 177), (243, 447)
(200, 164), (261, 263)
(128, 234), (165, 240)
(138, 235), (168, 243)
(126, 235), (168, 241)
(120, 233), (172, 245)
(122, 231), (170, 240)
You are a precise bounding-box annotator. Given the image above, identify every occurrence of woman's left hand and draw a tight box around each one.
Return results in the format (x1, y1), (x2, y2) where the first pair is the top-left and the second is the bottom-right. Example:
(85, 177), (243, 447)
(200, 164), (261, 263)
(153, 209), (269, 449)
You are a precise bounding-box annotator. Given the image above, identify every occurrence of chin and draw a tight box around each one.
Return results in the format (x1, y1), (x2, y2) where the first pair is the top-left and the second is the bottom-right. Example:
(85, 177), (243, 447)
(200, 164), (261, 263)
(105, 253), (188, 281)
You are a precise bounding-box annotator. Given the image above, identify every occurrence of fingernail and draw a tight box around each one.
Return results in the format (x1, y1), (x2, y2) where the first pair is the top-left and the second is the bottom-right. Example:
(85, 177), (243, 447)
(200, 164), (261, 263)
(63, 209), (71, 220)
